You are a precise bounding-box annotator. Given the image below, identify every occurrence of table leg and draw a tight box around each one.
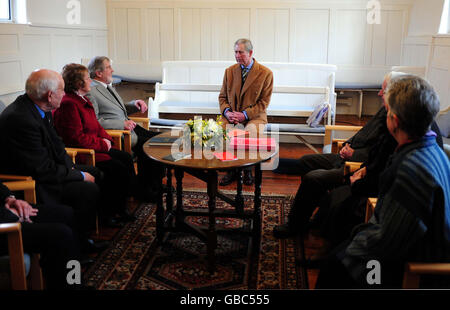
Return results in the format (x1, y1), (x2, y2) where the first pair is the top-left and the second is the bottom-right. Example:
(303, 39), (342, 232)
(253, 164), (262, 247)
(358, 90), (363, 119)
(166, 168), (173, 215)
(235, 168), (244, 214)
(156, 165), (166, 244)
(207, 170), (218, 272)
(175, 168), (184, 224)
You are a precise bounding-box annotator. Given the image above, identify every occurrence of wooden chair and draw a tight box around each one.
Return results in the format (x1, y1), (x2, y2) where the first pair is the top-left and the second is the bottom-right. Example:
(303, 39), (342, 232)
(129, 116), (149, 130)
(324, 125), (363, 154)
(0, 176), (43, 290)
(365, 197), (450, 288)
(65, 147), (96, 167)
(104, 117), (149, 155)
(105, 130), (132, 154)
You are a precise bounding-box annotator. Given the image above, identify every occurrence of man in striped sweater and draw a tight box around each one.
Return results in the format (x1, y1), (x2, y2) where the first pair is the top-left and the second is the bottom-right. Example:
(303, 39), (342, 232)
(316, 75), (450, 288)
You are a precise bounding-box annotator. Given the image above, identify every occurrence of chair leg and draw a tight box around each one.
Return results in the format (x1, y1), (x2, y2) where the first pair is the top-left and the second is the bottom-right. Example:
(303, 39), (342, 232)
(95, 214), (99, 236)
(30, 254), (44, 290)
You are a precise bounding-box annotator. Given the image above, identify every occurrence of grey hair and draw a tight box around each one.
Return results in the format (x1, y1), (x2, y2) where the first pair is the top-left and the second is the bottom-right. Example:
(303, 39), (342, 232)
(88, 56), (110, 79)
(234, 38), (253, 52)
(386, 75), (440, 139)
(25, 71), (59, 101)
(384, 71), (407, 84)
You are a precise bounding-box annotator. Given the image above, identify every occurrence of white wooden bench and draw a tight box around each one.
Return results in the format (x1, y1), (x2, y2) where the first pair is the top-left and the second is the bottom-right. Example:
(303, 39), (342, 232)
(148, 61), (337, 152)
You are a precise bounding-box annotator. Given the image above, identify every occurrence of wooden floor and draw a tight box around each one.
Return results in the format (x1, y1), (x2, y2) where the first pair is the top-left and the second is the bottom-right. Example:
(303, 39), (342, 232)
(93, 115), (371, 289)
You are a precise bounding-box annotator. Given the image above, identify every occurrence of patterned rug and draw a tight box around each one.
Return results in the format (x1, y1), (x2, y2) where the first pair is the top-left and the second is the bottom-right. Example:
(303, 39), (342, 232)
(83, 190), (306, 290)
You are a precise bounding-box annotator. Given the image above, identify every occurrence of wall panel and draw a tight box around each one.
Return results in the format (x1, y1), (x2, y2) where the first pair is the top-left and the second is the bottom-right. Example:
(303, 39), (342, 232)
(106, 1), (412, 84)
(22, 34), (52, 77)
(0, 34), (19, 54)
(333, 10), (367, 65)
(160, 9), (175, 61)
(0, 61), (22, 94)
(114, 8), (129, 60)
(293, 9), (329, 63)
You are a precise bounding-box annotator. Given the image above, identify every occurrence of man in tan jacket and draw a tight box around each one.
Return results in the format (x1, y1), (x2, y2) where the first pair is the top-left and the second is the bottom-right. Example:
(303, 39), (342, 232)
(219, 38), (274, 186)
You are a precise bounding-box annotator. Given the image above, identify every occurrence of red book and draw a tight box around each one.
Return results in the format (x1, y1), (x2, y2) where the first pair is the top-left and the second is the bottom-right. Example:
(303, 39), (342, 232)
(213, 151), (237, 161)
(229, 137), (277, 150)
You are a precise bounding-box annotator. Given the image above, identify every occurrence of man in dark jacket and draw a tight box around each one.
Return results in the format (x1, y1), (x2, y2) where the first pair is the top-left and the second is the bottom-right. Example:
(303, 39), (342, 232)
(0, 69), (106, 253)
(273, 72), (442, 238)
(0, 181), (79, 289)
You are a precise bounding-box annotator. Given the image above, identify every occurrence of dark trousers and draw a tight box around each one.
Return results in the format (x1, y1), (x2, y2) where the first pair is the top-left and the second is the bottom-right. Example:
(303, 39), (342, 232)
(21, 203), (79, 290)
(60, 180), (99, 239)
(315, 244), (359, 289)
(95, 148), (137, 217)
(320, 185), (367, 247)
(133, 125), (165, 192)
(286, 153), (346, 230)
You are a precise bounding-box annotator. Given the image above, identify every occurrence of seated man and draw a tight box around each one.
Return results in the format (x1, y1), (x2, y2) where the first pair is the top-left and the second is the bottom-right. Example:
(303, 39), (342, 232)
(273, 72), (397, 238)
(0, 69), (107, 253)
(86, 56), (163, 201)
(0, 181), (80, 289)
(273, 72), (443, 238)
(316, 75), (450, 288)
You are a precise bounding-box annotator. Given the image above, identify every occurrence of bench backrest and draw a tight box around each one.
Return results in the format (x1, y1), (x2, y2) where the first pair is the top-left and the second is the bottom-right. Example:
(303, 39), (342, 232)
(157, 61), (337, 121)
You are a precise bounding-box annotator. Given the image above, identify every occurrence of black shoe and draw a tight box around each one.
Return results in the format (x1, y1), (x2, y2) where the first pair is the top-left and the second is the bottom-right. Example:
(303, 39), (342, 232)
(118, 210), (136, 222)
(80, 257), (95, 266)
(102, 217), (125, 228)
(220, 171), (236, 186)
(137, 191), (159, 203)
(73, 284), (97, 290)
(273, 223), (298, 239)
(295, 258), (323, 269)
(82, 239), (111, 254)
(243, 170), (254, 186)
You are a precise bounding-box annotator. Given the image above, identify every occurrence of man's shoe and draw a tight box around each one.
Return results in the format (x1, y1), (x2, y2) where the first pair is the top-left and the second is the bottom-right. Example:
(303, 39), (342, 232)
(82, 239), (111, 254)
(102, 217), (125, 228)
(295, 258), (323, 269)
(80, 257), (95, 266)
(243, 170), (254, 186)
(220, 171), (236, 186)
(138, 191), (158, 203)
(273, 223), (297, 239)
(118, 210), (136, 222)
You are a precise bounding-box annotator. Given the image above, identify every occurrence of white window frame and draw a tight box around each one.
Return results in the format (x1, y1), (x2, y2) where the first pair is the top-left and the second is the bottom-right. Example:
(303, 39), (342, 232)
(0, 0), (12, 22)
(0, 0), (27, 24)
(439, 0), (450, 34)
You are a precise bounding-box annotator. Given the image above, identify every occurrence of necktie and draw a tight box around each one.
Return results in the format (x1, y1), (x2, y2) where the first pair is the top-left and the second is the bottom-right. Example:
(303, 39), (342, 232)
(107, 85), (121, 104)
(242, 67), (249, 85)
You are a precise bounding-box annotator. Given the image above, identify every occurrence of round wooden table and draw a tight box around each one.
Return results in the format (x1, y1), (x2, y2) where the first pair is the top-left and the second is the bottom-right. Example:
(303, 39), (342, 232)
(143, 130), (278, 273)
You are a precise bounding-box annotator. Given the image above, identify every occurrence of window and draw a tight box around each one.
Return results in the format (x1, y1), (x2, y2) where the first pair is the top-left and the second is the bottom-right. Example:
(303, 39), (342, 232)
(439, 0), (450, 34)
(0, 0), (11, 21)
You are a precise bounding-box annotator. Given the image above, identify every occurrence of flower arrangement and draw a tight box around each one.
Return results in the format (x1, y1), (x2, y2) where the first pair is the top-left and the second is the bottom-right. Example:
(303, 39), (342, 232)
(185, 115), (227, 148)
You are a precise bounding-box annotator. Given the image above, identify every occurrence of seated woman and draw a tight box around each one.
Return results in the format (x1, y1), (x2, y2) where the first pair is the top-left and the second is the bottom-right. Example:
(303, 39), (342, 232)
(54, 63), (136, 227)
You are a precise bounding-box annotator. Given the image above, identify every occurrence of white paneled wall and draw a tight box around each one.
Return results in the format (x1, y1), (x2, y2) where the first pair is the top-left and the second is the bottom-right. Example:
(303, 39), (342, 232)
(427, 36), (450, 111)
(107, 0), (413, 84)
(0, 24), (108, 103)
(0, 0), (108, 105)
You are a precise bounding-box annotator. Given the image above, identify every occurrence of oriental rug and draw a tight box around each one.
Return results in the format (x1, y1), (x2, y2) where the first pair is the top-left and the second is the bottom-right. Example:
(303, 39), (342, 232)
(83, 190), (306, 290)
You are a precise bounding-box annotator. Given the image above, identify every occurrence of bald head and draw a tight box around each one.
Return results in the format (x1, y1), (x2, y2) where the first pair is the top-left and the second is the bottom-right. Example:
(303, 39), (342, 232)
(25, 69), (65, 111)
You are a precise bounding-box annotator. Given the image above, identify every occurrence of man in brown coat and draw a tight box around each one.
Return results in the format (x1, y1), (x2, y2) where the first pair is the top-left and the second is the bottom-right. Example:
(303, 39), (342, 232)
(219, 38), (274, 186)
